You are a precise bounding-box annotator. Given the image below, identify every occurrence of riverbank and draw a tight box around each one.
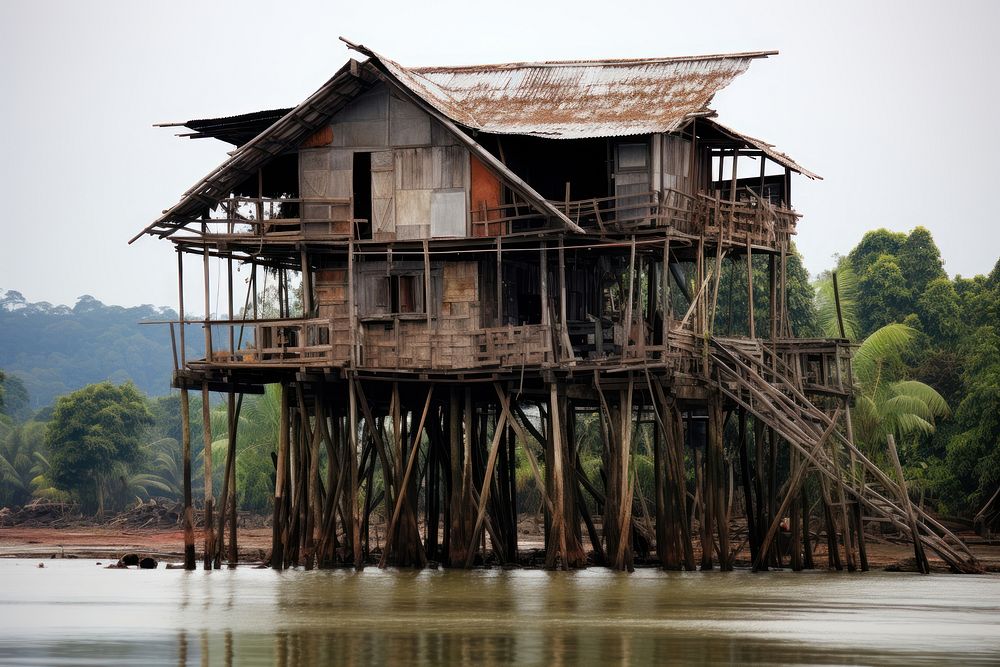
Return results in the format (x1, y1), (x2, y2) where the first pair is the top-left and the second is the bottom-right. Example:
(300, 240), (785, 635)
(3, 524), (999, 571)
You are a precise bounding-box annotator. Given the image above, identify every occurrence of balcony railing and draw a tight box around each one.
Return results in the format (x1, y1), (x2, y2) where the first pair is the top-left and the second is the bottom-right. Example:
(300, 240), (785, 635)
(193, 196), (356, 240)
(471, 187), (797, 246)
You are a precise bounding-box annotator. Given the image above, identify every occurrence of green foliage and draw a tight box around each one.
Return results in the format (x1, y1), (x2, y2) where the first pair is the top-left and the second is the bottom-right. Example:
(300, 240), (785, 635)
(827, 226), (1000, 520)
(813, 260), (860, 340)
(847, 228), (907, 277)
(0, 421), (49, 506)
(899, 227), (946, 297)
(917, 278), (961, 346)
(713, 244), (819, 338)
(45, 381), (153, 515)
(0, 291), (191, 411)
(857, 254), (911, 334)
(0, 372), (31, 423)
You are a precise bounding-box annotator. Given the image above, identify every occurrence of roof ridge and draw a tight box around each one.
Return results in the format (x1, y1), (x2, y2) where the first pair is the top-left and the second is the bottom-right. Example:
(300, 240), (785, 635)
(408, 50), (778, 73)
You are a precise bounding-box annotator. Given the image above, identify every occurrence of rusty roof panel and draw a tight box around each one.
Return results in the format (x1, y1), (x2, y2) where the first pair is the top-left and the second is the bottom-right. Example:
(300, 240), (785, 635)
(376, 50), (776, 139)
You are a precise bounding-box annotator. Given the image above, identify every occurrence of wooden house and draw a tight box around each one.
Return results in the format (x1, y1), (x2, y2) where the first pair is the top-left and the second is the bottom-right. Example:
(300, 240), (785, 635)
(134, 39), (978, 573)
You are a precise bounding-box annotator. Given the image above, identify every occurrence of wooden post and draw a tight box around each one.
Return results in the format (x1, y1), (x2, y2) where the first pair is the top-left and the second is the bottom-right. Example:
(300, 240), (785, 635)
(737, 406), (758, 564)
(557, 238), (572, 359)
(348, 377), (362, 569)
(180, 387), (195, 570)
(200, 236), (211, 363)
(272, 383), (289, 569)
(201, 383), (214, 570)
(662, 236), (672, 355)
(226, 392), (238, 567)
(887, 434), (930, 574)
(746, 241), (755, 339)
(547, 383), (569, 570)
(496, 237), (503, 326)
(624, 237), (636, 358)
(300, 247), (312, 316)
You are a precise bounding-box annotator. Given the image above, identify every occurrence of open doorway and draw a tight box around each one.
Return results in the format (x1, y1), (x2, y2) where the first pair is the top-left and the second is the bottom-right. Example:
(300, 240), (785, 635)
(353, 152), (372, 239)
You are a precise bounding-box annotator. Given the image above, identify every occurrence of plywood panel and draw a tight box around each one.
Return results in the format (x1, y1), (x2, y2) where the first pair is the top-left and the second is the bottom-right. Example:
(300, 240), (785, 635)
(395, 189), (431, 234)
(301, 170), (330, 198)
(299, 148), (331, 172)
(431, 189), (467, 238)
(371, 150), (395, 240)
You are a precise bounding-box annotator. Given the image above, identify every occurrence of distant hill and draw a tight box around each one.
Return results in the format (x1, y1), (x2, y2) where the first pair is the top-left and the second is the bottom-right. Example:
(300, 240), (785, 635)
(0, 290), (195, 409)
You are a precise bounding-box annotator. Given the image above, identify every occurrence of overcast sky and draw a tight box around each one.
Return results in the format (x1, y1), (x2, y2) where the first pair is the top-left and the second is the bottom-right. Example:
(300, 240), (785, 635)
(2, 0), (998, 309)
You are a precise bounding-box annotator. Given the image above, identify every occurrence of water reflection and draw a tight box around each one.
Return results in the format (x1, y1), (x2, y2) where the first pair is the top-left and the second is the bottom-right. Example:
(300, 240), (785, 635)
(0, 561), (998, 666)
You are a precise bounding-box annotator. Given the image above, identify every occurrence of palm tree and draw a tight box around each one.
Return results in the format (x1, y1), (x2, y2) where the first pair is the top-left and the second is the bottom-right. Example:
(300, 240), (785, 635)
(814, 260), (860, 340)
(851, 323), (949, 454)
(0, 423), (37, 506)
(814, 268), (949, 464)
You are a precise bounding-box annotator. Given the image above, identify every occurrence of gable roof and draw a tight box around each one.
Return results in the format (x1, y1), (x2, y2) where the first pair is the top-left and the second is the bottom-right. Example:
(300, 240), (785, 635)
(371, 47), (777, 139)
(134, 42), (811, 242)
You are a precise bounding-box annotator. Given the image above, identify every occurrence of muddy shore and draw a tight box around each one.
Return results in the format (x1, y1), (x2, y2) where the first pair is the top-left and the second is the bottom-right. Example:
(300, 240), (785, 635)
(3, 524), (998, 572)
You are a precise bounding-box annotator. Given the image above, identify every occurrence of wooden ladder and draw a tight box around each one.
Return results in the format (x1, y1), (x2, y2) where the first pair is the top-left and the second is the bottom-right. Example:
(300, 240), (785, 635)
(708, 337), (981, 574)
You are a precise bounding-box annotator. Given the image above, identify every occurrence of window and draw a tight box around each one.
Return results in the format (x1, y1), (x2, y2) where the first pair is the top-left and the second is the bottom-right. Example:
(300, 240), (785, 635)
(616, 143), (649, 171)
(374, 274), (424, 315)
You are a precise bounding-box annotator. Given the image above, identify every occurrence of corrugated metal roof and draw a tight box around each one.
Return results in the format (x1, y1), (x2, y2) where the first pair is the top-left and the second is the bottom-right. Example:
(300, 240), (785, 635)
(374, 49), (776, 139)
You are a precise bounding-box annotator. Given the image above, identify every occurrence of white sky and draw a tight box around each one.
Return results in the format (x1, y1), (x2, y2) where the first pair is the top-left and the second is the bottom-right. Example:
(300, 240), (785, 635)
(2, 0), (998, 309)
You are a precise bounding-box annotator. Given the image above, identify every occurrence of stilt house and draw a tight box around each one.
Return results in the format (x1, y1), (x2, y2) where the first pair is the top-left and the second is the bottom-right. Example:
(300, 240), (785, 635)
(133, 40), (979, 573)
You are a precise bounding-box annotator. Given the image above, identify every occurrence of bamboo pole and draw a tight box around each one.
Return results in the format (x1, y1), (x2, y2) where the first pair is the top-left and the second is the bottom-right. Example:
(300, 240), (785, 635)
(271, 383), (289, 569)
(180, 387), (195, 570)
(887, 434), (930, 574)
(201, 383), (214, 570)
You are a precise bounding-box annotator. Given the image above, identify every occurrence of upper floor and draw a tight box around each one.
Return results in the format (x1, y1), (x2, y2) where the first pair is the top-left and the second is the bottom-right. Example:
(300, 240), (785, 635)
(136, 44), (818, 257)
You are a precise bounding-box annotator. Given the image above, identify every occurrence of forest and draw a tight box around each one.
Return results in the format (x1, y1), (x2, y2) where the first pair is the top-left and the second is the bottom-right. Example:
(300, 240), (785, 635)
(1, 226), (998, 526)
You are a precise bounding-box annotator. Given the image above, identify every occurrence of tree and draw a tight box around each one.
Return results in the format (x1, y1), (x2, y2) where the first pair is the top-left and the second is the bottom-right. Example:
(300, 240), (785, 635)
(0, 372), (31, 424)
(857, 254), (911, 335)
(0, 422), (43, 506)
(851, 324), (950, 457)
(847, 228), (907, 277)
(46, 382), (152, 516)
(917, 277), (961, 346)
(898, 226), (946, 298)
(937, 326), (1000, 515)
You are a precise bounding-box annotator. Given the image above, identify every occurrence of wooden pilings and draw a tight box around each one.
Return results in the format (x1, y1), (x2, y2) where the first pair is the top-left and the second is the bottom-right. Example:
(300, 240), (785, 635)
(199, 367), (955, 574)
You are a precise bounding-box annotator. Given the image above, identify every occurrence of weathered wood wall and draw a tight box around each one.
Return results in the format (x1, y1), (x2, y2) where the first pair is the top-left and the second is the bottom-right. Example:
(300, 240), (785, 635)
(298, 83), (471, 241)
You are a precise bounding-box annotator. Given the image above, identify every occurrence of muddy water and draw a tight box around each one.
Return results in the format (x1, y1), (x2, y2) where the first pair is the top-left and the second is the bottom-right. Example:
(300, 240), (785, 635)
(0, 560), (998, 666)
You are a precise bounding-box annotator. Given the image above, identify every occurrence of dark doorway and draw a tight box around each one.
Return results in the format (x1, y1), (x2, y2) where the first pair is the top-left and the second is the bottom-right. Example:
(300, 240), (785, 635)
(353, 152), (372, 240)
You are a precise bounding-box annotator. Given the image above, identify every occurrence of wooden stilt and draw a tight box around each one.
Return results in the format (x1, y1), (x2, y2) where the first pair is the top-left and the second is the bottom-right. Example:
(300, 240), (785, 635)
(202, 383), (214, 570)
(271, 383), (289, 569)
(180, 387), (195, 570)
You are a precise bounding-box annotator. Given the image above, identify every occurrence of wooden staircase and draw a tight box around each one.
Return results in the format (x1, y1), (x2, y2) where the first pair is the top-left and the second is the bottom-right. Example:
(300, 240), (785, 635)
(708, 337), (982, 574)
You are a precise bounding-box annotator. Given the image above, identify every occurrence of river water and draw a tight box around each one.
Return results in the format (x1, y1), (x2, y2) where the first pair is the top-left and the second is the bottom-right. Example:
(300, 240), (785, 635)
(0, 560), (998, 665)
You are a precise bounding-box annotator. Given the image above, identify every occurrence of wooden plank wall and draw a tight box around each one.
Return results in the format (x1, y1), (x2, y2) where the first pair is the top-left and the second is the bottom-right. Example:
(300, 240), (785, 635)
(314, 268), (351, 362)
(661, 134), (692, 194)
(359, 261), (480, 370)
(298, 83), (471, 241)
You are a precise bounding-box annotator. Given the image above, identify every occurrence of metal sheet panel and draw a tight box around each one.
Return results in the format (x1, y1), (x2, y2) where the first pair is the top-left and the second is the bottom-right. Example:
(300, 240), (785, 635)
(431, 189), (467, 238)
